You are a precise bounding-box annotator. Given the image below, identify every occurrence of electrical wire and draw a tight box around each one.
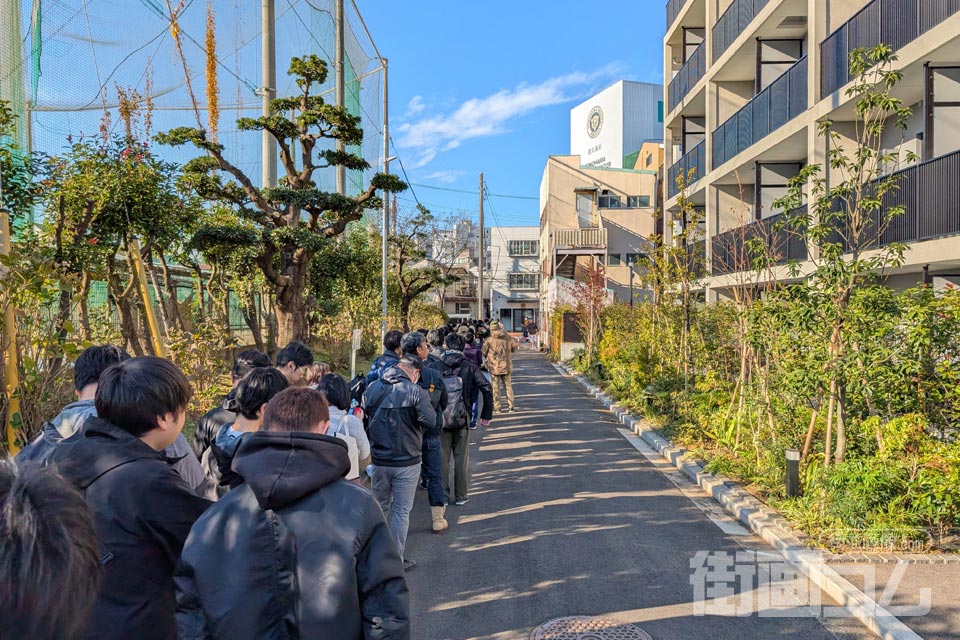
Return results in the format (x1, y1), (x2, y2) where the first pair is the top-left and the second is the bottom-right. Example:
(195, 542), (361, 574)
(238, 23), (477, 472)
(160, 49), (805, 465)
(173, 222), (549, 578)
(410, 182), (538, 201)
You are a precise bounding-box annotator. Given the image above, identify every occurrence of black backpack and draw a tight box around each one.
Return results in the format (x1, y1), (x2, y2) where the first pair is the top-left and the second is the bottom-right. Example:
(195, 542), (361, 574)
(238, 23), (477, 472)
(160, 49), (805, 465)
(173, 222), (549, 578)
(440, 365), (471, 431)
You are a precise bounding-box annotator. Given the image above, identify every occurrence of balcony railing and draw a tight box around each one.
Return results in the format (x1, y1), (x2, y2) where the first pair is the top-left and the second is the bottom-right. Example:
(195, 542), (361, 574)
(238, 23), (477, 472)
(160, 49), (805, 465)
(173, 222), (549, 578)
(713, 0), (770, 61)
(712, 208), (809, 276)
(667, 0), (692, 28)
(821, 0), (960, 98)
(554, 228), (608, 250)
(668, 43), (706, 113)
(712, 56), (807, 169)
(668, 140), (706, 198)
(686, 239), (707, 278)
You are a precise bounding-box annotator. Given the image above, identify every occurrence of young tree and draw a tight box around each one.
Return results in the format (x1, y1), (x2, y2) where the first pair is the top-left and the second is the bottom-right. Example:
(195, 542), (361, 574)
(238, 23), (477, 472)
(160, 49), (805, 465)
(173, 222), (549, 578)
(775, 45), (915, 466)
(572, 263), (608, 369)
(391, 206), (459, 331)
(157, 55), (405, 344)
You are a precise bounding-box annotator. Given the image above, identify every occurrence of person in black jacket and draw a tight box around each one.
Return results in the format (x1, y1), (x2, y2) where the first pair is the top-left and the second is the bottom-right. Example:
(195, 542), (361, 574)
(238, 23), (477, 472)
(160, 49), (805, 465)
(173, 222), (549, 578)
(176, 387), (409, 640)
(51, 357), (212, 640)
(400, 332), (449, 533)
(429, 333), (494, 506)
(363, 355), (436, 571)
(366, 329), (403, 386)
(194, 349), (270, 457)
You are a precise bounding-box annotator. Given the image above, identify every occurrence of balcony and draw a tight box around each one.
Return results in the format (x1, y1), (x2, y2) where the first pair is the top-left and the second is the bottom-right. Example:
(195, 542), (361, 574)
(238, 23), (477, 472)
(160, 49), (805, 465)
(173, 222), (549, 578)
(668, 140), (706, 199)
(712, 208), (809, 276)
(821, 0), (960, 98)
(447, 286), (477, 300)
(554, 228), (608, 253)
(668, 43), (706, 113)
(712, 56), (808, 169)
(713, 0), (771, 61)
(667, 0), (692, 28)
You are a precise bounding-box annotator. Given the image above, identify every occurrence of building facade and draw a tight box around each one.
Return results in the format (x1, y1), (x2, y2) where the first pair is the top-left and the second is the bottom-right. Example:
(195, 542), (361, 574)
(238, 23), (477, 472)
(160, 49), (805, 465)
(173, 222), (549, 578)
(488, 226), (541, 331)
(664, 0), (960, 297)
(538, 155), (660, 347)
(571, 81), (665, 169)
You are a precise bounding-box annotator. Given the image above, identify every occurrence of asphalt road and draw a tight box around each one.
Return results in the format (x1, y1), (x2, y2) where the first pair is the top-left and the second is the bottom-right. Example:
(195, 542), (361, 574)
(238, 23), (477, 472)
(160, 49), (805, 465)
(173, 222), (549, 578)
(403, 350), (873, 640)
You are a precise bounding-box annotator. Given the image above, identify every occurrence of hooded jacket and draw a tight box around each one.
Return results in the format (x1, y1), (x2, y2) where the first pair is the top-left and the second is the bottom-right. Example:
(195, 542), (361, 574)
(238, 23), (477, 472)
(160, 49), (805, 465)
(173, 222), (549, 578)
(50, 417), (212, 640)
(463, 341), (482, 368)
(363, 366), (437, 467)
(16, 400), (205, 492)
(195, 389), (237, 457)
(481, 329), (518, 375)
(430, 351), (494, 423)
(175, 431), (409, 640)
(197, 423), (249, 500)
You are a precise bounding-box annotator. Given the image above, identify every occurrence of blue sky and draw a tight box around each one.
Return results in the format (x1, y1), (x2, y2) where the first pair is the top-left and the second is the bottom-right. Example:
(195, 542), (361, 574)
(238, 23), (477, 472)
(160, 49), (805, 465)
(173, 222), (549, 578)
(358, 1), (666, 227)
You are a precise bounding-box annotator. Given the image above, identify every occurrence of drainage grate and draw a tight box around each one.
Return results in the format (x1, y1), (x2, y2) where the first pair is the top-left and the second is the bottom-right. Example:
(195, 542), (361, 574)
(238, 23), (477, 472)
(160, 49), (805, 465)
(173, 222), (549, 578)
(530, 616), (653, 640)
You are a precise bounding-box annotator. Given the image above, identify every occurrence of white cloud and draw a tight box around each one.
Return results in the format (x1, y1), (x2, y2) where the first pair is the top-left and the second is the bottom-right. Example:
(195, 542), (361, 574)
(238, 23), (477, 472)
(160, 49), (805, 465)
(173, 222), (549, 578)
(405, 95), (426, 118)
(396, 65), (623, 168)
(422, 169), (465, 185)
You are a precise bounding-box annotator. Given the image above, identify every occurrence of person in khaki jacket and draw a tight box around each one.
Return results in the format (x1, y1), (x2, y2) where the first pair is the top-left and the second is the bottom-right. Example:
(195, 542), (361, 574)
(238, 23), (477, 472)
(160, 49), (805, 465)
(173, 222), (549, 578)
(482, 321), (518, 412)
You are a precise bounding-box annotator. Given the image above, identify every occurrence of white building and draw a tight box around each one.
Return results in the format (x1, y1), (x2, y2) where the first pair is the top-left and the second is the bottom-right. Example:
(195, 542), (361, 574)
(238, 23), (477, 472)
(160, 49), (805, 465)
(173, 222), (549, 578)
(488, 226), (541, 331)
(570, 80), (664, 170)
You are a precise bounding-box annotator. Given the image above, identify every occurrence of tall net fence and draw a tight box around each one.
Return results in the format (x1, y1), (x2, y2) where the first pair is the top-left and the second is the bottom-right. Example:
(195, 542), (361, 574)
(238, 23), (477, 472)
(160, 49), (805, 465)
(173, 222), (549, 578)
(1, 0), (384, 196)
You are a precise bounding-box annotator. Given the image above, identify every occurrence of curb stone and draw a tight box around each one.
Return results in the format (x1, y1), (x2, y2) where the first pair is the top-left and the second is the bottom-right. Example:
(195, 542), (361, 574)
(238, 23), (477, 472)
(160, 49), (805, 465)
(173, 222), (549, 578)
(552, 361), (925, 640)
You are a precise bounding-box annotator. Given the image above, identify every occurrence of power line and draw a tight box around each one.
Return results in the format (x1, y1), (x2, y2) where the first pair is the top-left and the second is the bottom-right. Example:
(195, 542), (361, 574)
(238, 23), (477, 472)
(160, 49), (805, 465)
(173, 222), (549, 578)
(389, 136), (422, 210)
(410, 182), (538, 201)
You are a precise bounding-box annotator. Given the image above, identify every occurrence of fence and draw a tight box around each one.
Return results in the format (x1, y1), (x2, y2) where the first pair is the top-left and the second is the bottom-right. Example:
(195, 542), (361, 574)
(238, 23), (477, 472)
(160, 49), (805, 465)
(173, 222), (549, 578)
(712, 56), (808, 169)
(667, 0), (691, 28)
(713, 0), (770, 61)
(668, 42), (706, 113)
(668, 140), (705, 198)
(711, 207), (808, 276)
(554, 228), (608, 250)
(820, 0), (960, 97)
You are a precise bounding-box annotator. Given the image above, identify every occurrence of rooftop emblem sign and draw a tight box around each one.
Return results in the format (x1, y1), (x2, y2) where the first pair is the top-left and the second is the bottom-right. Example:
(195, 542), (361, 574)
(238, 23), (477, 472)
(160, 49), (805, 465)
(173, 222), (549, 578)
(587, 106), (604, 138)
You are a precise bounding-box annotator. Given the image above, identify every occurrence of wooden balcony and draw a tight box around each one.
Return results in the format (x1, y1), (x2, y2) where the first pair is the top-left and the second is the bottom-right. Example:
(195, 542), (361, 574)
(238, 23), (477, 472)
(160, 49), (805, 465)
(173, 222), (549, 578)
(553, 228), (608, 254)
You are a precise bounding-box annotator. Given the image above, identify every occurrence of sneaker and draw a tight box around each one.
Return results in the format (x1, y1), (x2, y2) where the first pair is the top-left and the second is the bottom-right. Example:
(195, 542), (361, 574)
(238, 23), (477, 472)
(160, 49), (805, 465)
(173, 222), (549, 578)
(455, 498), (470, 506)
(469, 423), (478, 430)
(508, 407), (515, 413)
(403, 558), (417, 572)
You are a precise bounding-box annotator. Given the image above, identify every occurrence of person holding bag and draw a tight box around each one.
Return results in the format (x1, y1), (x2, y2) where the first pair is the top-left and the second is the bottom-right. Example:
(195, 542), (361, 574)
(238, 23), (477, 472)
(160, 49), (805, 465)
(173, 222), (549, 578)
(317, 373), (371, 486)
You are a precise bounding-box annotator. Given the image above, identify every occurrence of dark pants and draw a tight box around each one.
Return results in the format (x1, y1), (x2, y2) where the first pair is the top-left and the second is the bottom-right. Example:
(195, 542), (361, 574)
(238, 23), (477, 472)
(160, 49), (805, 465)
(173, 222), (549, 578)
(420, 435), (445, 507)
(441, 428), (470, 503)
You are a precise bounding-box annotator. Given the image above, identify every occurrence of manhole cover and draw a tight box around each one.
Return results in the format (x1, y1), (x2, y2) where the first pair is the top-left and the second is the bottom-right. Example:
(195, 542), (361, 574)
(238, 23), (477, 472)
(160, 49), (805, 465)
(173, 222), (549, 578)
(530, 616), (653, 640)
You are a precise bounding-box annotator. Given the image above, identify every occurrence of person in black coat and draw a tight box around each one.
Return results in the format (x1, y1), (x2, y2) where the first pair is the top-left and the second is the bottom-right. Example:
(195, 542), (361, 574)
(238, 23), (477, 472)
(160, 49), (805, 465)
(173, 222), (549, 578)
(51, 357), (212, 640)
(194, 349), (270, 457)
(176, 387), (409, 640)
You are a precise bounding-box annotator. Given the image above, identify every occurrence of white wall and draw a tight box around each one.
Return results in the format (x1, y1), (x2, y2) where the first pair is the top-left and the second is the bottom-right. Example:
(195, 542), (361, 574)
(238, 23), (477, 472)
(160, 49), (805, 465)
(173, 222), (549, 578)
(571, 81), (663, 169)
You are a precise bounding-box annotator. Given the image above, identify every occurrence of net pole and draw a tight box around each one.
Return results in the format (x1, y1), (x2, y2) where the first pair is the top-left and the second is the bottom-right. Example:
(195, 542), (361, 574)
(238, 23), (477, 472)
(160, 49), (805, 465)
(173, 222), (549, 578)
(380, 58), (389, 345)
(1, 208), (20, 454)
(335, 0), (346, 195)
(262, 0), (277, 188)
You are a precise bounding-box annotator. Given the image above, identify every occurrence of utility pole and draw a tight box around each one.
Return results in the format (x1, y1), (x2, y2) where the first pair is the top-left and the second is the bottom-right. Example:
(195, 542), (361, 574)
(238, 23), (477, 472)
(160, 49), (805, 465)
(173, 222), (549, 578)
(261, 0), (277, 189)
(477, 173), (484, 321)
(381, 58), (390, 344)
(335, 0), (347, 195)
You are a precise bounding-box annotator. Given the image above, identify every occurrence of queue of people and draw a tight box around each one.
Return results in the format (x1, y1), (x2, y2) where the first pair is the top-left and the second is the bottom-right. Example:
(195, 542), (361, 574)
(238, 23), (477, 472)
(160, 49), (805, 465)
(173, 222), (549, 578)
(3, 318), (519, 640)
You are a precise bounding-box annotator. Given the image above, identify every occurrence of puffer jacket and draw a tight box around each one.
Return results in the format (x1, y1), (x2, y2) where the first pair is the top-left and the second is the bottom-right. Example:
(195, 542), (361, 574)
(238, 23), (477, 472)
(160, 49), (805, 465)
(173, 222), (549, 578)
(195, 390), (237, 457)
(198, 423), (249, 500)
(429, 350), (494, 424)
(481, 329), (518, 375)
(463, 342), (482, 368)
(51, 417), (212, 640)
(363, 367), (437, 467)
(175, 431), (409, 640)
(17, 400), (205, 493)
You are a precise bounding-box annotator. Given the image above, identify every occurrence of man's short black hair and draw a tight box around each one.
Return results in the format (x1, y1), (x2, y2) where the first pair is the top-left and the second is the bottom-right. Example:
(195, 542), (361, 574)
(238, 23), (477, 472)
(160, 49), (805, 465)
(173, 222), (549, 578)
(383, 330), (403, 353)
(235, 368), (289, 420)
(400, 331), (426, 355)
(416, 328), (428, 336)
(0, 461), (100, 640)
(445, 333), (465, 352)
(276, 341), (314, 368)
(231, 349), (271, 379)
(73, 345), (130, 392)
(426, 329), (443, 348)
(95, 357), (192, 438)
(465, 331), (475, 343)
(317, 373), (352, 411)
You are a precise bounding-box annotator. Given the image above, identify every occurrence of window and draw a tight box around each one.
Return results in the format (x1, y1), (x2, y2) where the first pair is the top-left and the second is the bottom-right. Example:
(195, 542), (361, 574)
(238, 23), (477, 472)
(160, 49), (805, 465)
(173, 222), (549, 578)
(576, 192), (594, 225)
(607, 253), (623, 266)
(454, 302), (472, 315)
(645, 152), (654, 168)
(508, 240), (539, 256)
(509, 273), (540, 290)
(626, 252), (647, 266)
(627, 195), (651, 208)
(598, 190), (621, 208)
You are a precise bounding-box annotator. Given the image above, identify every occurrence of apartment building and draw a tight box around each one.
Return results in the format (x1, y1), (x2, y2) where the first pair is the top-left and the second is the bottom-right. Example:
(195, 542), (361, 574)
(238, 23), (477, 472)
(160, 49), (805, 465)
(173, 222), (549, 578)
(539, 152), (660, 346)
(488, 226), (541, 331)
(664, 0), (960, 296)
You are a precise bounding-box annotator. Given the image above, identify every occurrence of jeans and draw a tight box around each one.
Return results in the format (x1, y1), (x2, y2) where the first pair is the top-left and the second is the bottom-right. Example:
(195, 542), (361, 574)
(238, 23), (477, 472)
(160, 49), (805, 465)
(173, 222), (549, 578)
(420, 435), (445, 507)
(371, 463), (421, 559)
(441, 428), (470, 503)
(491, 372), (514, 410)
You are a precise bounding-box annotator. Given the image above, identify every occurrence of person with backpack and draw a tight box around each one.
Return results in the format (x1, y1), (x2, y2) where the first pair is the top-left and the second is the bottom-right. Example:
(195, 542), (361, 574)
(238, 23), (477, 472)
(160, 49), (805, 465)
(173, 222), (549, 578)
(400, 332), (448, 533)
(428, 333), (493, 506)
(317, 373), (372, 486)
(366, 329), (403, 388)
(482, 320), (518, 412)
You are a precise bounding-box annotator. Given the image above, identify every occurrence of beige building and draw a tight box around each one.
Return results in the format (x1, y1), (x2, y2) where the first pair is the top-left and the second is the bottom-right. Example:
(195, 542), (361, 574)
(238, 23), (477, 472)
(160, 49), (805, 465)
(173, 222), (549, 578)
(664, 0), (960, 296)
(539, 153), (660, 348)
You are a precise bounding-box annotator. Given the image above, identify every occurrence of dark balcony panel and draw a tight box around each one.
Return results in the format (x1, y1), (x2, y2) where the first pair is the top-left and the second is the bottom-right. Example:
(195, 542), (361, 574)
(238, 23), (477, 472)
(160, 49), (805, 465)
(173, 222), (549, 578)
(713, 0), (771, 61)
(668, 43), (706, 112)
(820, 0), (960, 98)
(667, 0), (691, 28)
(668, 140), (706, 198)
(918, 151), (960, 240)
(789, 59), (808, 118)
(880, 167), (919, 244)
